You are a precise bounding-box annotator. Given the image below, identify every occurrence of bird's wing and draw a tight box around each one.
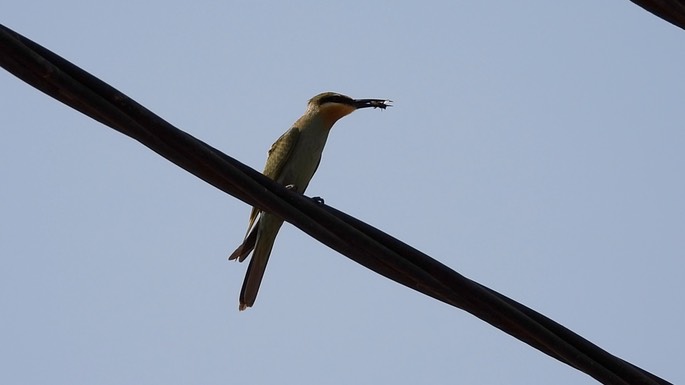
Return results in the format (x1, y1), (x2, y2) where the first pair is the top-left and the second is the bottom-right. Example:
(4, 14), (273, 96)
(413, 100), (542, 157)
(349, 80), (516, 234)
(243, 127), (300, 237)
(229, 221), (258, 261)
(263, 127), (300, 180)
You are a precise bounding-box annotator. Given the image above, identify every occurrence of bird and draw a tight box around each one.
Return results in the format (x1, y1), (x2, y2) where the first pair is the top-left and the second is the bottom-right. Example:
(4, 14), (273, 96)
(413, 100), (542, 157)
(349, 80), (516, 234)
(229, 92), (391, 310)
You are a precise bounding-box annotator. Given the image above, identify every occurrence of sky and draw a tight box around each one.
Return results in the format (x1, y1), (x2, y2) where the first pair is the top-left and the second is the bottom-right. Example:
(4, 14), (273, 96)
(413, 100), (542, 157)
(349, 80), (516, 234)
(1, 2), (683, 384)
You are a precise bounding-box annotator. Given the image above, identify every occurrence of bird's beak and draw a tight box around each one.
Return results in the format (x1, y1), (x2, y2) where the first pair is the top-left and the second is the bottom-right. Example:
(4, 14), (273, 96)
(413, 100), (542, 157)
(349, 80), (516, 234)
(353, 99), (393, 110)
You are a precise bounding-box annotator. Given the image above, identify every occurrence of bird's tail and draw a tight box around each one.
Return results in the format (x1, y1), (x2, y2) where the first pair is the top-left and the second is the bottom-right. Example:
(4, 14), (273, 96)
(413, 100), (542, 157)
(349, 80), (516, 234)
(238, 214), (284, 310)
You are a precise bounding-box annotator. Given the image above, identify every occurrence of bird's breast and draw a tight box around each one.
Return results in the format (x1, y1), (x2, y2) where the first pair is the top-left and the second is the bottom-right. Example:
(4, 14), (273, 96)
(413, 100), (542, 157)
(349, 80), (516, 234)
(277, 127), (330, 193)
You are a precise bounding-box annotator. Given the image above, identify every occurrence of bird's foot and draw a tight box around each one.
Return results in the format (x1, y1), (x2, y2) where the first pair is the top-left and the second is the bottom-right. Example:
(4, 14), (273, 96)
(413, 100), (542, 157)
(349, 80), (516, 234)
(311, 196), (325, 205)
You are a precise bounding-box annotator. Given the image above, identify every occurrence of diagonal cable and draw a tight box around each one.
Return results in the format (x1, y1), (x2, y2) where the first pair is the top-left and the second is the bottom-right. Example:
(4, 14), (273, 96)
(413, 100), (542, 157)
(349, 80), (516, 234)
(0, 24), (671, 385)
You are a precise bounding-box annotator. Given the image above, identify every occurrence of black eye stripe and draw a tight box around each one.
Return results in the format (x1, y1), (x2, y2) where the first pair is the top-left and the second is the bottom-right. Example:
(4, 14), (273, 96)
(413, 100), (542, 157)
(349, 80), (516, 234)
(318, 95), (354, 106)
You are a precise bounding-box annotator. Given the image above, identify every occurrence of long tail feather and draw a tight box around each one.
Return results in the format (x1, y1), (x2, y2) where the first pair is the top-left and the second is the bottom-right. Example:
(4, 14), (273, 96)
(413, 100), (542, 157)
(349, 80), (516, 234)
(239, 214), (283, 310)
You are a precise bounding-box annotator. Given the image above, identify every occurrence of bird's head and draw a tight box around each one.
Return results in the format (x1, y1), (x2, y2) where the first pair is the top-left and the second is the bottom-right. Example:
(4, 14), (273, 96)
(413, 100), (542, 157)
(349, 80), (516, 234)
(307, 92), (392, 127)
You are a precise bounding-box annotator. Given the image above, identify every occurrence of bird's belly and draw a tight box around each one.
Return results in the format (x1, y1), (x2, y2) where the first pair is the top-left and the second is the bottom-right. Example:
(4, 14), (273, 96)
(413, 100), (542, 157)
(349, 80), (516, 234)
(277, 132), (328, 193)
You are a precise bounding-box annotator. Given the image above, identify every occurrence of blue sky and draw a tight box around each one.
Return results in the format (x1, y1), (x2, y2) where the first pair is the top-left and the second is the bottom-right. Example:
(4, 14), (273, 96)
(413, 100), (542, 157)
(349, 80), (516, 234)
(1, 2), (683, 384)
